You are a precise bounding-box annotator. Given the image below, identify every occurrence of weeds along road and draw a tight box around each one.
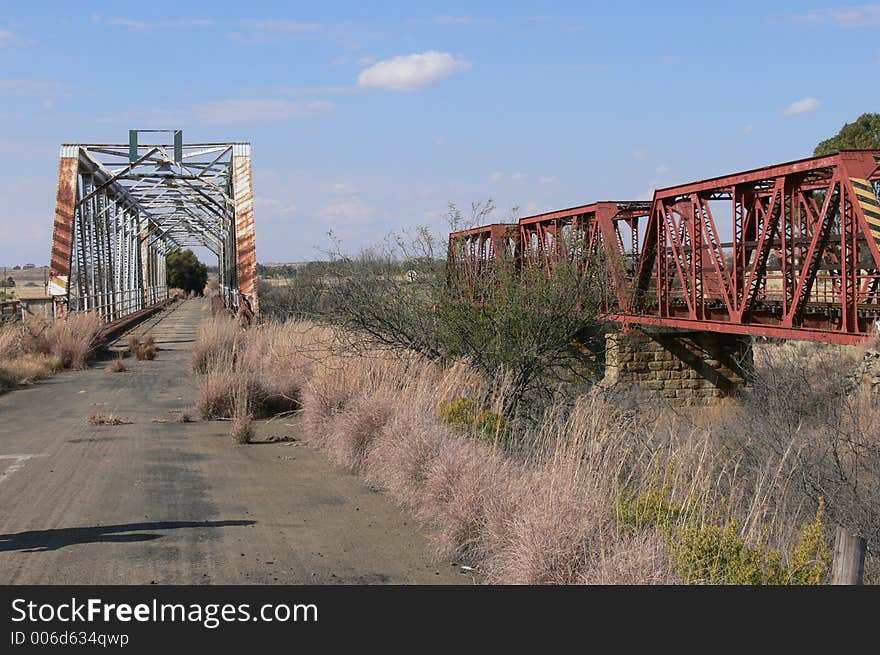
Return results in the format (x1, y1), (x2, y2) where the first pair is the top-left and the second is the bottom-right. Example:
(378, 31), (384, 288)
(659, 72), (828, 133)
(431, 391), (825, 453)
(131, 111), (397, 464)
(0, 298), (463, 584)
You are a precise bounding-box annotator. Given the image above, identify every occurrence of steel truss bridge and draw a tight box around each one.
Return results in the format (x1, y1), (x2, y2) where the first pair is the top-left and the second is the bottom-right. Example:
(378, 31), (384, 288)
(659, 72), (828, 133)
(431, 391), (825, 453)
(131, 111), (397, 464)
(448, 150), (880, 345)
(48, 130), (259, 324)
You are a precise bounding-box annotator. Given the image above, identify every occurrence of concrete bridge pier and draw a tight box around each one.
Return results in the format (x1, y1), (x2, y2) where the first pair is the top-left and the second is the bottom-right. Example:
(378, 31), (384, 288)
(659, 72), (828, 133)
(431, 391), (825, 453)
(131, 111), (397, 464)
(601, 330), (753, 405)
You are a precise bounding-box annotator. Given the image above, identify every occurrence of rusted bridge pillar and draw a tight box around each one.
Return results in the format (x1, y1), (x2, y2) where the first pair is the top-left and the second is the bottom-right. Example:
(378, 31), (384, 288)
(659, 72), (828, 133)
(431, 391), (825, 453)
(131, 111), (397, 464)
(232, 144), (259, 319)
(47, 146), (79, 317)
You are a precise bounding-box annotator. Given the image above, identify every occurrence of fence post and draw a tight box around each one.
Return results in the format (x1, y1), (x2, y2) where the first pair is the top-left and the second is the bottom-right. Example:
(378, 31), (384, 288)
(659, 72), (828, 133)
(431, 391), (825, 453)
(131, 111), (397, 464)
(830, 526), (866, 585)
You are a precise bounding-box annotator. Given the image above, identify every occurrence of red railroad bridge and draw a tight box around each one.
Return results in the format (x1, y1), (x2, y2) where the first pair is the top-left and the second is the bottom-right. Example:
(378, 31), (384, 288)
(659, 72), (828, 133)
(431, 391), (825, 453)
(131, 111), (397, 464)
(448, 151), (880, 401)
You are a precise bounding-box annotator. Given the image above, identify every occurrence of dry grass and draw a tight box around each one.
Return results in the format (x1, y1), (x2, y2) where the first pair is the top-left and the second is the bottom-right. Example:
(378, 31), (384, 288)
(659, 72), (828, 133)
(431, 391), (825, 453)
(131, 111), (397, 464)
(231, 415), (254, 444)
(191, 316), (240, 373)
(0, 327), (21, 359)
(197, 352), (239, 419)
(0, 319), (95, 390)
(46, 313), (102, 369)
(191, 317), (878, 584)
(87, 412), (132, 426)
(128, 333), (158, 361)
(176, 411), (195, 423)
(107, 354), (127, 373)
(0, 353), (61, 389)
(194, 321), (316, 419)
(0, 314), (103, 391)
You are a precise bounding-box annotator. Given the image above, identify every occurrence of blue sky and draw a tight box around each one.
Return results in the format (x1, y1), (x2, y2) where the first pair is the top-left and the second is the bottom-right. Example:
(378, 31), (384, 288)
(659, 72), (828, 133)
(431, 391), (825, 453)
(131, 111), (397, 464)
(1, 1), (878, 265)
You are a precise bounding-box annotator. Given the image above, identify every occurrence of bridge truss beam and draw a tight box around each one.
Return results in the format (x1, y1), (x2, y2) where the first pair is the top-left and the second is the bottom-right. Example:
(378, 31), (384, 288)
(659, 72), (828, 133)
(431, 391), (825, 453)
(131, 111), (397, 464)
(48, 133), (259, 323)
(448, 150), (880, 345)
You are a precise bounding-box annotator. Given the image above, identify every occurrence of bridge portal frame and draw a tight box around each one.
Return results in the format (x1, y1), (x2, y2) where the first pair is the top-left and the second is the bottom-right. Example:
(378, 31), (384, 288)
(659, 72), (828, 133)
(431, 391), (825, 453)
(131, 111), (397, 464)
(48, 133), (259, 324)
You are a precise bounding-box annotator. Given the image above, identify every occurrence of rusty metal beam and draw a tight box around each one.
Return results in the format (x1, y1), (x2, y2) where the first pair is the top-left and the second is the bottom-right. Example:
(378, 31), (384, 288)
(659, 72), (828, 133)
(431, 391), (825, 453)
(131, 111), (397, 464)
(449, 150), (880, 345)
(48, 148), (79, 316)
(232, 144), (259, 320)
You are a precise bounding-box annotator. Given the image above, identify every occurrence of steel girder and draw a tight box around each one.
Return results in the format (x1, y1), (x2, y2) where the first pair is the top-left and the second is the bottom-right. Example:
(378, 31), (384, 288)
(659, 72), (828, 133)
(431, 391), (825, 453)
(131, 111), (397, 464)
(48, 135), (259, 323)
(448, 150), (880, 345)
(447, 223), (518, 302)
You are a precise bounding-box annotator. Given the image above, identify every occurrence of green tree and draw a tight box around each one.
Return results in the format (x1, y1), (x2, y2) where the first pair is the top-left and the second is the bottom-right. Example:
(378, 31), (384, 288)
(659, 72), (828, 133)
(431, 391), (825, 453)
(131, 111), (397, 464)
(166, 249), (208, 295)
(814, 113), (880, 156)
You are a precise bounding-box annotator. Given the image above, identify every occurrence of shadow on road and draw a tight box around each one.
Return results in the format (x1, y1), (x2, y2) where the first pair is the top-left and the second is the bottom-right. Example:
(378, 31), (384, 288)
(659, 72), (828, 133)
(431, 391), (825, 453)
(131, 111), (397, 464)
(0, 520), (256, 553)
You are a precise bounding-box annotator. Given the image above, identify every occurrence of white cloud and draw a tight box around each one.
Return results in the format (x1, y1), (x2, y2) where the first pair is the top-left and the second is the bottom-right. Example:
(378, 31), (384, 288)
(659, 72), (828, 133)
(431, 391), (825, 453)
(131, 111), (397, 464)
(320, 197), (370, 222)
(256, 197), (297, 215)
(275, 84), (358, 95)
(538, 176), (557, 185)
(797, 5), (880, 26)
(331, 182), (358, 195)
(106, 17), (214, 29)
(655, 163), (670, 175)
(331, 55), (375, 67)
(0, 29), (16, 45)
(108, 17), (147, 28)
(0, 80), (63, 96)
(192, 99), (334, 124)
(784, 97), (820, 115)
(432, 16), (476, 25)
(240, 19), (320, 32)
(511, 172), (527, 181)
(357, 51), (470, 92)
(0, 29), (27, 48)
(490, 171), (504, 182)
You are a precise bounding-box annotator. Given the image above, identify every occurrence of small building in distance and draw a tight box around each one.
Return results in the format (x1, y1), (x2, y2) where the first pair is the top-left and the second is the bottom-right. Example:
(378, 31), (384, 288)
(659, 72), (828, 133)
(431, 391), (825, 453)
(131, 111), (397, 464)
(14, 285), (52, 319)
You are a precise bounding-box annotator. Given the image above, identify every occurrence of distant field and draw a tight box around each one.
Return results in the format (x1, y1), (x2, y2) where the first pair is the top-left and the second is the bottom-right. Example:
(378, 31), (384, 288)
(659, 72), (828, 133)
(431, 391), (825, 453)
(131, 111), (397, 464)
(3, 266), (48, 287)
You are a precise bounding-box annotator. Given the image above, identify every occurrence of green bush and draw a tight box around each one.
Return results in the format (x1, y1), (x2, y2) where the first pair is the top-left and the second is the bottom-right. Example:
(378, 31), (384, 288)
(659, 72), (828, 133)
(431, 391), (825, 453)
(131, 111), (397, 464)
(672, 522), (785, 585)
(786, 498), (832, 585)
(615, 485), (685, 532)
(438, 397), (511, 444)
(615, 487), (831, 585)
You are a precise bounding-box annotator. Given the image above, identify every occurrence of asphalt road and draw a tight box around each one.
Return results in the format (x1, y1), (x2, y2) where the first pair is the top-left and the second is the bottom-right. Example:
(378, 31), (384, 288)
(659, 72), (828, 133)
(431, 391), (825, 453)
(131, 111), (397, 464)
(0, 299), (464, 584)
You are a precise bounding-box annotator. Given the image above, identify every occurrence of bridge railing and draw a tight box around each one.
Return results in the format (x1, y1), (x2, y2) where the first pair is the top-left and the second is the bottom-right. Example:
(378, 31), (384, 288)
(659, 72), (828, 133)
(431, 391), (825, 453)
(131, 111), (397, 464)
(66, 287), (169, 324)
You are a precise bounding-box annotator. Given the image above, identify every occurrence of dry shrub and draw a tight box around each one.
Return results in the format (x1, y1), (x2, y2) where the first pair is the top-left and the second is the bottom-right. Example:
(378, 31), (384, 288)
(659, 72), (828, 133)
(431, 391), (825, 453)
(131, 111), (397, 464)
(0, 353), (60, 389)
(493, 481), (600, 584)
(137, 343), (157, 361)
(88, 412), (131, 426)
(231, 416), (254, 444)
(191, 316), (240, 373)
(363, 403), (446, 508)
(301, 368), (360, 447)
(0, 326), (22, 359)
(582, 531), (674, 585)
(419, 436), (520, 562)
(177, 411), (195, 423)
(323, 392), (395, 473)
(129, 333), (158, 361)
(197, 353), (239, 419)
(107, 355), (127, 373)
(46, 313), (102, 369)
